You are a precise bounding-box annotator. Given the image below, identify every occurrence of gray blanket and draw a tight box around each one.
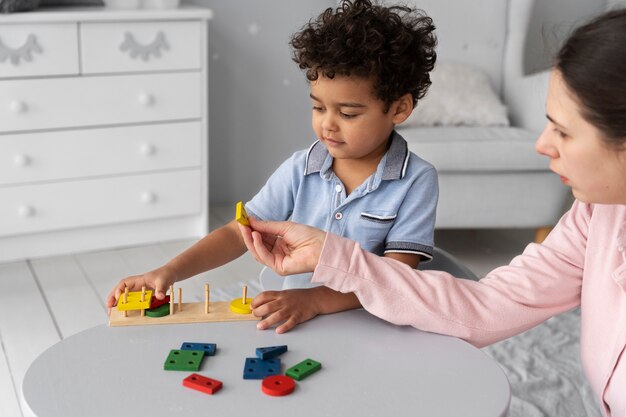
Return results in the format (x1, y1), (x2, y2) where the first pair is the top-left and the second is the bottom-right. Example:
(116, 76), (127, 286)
(483, 308), (601, 417)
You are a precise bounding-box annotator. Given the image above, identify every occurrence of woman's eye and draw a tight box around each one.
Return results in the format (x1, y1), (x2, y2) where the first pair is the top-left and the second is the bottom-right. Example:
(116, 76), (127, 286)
(554, 129), (567, 138)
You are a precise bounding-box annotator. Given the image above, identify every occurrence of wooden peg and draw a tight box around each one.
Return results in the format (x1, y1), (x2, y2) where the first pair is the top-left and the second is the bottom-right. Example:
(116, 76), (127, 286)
(242, 285), (248, 304)
(169, 285), (174, 315)
(178, 287), (182, 312)
(205, 284), (210, 314)
(141, 286), (146, 317)
(123, 287), (128, 318)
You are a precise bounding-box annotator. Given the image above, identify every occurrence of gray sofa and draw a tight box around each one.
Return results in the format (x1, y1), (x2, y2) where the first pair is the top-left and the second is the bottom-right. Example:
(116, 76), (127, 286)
(398, 0), (570, 242)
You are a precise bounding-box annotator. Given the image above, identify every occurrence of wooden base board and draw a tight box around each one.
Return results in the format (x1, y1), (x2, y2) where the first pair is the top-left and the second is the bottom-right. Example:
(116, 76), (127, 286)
(108, 301), (259, 327)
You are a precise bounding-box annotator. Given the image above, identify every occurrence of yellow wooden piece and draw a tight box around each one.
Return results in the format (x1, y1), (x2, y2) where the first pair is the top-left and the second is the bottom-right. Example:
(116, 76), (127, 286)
(229, 298), (253, 314)
(117, 290), (153, 311)
(108, 301), (258, 326)
(235, 201), (250, 226)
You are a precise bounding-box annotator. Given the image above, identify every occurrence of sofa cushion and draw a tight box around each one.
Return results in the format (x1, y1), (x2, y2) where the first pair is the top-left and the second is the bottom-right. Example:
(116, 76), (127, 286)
(404, 62), (509, 127)
(401, 126), (549, 172)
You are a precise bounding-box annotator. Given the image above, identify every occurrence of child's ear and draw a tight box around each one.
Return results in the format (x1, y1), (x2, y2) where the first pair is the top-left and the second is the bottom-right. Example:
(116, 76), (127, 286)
(391, 93), (414, 124)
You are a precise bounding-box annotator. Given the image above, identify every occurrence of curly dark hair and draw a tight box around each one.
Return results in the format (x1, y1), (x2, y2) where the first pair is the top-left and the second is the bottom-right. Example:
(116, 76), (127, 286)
(290, 0), (437, 110)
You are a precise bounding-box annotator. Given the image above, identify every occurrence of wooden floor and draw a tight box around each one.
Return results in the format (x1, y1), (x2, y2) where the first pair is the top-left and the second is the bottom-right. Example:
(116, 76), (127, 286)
(0, 204), (536, 417)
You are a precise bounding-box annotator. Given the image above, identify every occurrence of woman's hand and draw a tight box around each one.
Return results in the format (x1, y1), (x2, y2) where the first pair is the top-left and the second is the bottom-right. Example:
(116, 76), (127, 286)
(238, 217), (327, 276)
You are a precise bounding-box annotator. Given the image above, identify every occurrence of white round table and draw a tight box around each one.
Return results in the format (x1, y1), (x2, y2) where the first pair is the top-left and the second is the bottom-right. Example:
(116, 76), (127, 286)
(23, 309), (510, 416)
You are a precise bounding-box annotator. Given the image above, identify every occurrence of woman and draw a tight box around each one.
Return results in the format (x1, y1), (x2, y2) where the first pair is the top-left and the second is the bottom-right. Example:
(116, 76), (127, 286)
(238, 9), (626, 417)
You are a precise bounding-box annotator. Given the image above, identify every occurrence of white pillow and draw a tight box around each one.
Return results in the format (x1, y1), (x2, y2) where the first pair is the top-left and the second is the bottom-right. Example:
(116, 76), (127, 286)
(401, 62), (510, 127)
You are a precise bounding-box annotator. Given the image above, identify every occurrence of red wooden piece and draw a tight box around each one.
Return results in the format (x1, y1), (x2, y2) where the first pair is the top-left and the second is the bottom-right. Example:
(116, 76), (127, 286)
(183, 373), (223, 395)
(149, 295), (170, 309)
(261, 375), (295, 396)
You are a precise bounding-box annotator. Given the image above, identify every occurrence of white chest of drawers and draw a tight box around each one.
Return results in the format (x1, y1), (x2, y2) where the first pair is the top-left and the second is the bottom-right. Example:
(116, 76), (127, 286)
(0, 6), (212, 262)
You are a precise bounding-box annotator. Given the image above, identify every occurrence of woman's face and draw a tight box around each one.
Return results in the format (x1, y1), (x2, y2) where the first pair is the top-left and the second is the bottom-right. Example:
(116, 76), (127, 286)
(535, 70), (626, 205)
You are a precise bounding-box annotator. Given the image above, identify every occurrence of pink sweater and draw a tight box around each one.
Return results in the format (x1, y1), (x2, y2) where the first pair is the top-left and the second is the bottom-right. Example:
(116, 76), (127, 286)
(312, 200), (626, 417)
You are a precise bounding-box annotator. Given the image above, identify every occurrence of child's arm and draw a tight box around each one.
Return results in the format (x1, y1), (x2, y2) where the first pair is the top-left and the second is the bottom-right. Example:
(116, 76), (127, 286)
(385, 252), (420, 269)
(106, 220), (247, 308)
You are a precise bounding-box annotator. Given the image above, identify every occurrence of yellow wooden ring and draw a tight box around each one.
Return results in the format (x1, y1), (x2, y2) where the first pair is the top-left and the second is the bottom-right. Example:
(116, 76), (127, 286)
(230, 298), (253, 314)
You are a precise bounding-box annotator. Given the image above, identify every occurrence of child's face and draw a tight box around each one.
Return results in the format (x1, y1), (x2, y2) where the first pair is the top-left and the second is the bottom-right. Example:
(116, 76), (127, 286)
(535, 70), (626, 204)
(309, 75), (410, 163)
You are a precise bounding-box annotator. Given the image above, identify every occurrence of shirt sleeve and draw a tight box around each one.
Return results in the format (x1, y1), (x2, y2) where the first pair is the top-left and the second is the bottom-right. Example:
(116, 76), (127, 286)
(312, 200), (589, 348)
(384, 165), (438, 260)
(245, 151), (304, 222)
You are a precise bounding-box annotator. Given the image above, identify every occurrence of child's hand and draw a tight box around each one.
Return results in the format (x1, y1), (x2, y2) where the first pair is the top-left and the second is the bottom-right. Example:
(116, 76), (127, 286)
(105, 265), (177, 309)
(251, 288), (323, 334)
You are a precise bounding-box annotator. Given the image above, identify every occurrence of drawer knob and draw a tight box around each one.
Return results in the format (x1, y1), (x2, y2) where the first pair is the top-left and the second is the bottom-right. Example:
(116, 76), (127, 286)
(9, 100), (27, 114)
(141, 192), (157, 204)
(139, 143), (157, 156)
(18, 205), (36, 218)
(14, 154), (31, 167)
(138, 93), (155, 106)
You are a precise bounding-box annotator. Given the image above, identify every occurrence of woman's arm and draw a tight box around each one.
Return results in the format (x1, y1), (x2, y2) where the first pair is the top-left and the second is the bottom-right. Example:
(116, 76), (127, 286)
(240, 202), (588, 346)
(312, 203), (589, 347)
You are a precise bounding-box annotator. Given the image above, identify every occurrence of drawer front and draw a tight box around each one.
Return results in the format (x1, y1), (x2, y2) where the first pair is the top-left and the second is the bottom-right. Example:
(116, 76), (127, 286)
(80, 21), (202, 74)
(0, 122), (202, 186)
(0, 170), (202, 237)
(0, 23), (79, 78)
(0, 72), (202, 132)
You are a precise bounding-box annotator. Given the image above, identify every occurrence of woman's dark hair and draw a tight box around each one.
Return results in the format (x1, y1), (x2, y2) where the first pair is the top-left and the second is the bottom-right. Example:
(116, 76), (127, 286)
(290, 0), (436, 110)
(556, 8), (626, 148)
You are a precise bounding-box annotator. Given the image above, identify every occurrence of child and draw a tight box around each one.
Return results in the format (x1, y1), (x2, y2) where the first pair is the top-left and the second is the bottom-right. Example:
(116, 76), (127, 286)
(107, 0), (438, 333)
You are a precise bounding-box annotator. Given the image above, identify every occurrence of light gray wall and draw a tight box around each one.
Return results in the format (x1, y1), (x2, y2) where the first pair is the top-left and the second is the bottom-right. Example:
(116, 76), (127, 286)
(196, 0), (608, 204)
(193, 0), (335, 204)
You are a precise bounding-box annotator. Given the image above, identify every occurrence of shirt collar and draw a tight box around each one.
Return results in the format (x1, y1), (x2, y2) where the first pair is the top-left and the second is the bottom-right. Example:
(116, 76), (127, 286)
(303, 130), (409, 181)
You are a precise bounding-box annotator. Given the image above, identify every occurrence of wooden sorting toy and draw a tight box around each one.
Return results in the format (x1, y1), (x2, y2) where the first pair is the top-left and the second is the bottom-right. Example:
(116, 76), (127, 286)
(235, 201), (250, 226)
(183, 373), (223, 395)
(164, 349), (204, 372)
(149, 295), (170, 309)
(116, 288), (152, 311)
(256, 345), (288, 360)
(145, 303), (170, 318)
(262, 375), (295, 396)
(229, 285), (252, 314)
(286, 358), (322, 381)
(243, 357), (281, 380)
(109, 284), (259, 327)
(181, 342), (217, 356)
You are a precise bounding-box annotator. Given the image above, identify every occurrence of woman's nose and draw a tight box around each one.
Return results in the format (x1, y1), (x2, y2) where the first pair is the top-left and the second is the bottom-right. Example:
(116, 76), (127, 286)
(535, 124), (558, 158)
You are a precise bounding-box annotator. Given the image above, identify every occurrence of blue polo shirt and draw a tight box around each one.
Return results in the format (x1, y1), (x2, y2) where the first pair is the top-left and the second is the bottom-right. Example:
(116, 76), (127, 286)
(246, 130), (438, 289)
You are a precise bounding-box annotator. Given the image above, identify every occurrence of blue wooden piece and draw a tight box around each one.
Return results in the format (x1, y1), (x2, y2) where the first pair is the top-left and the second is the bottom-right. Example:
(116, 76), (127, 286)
(181, 342), (217, 356)
(243, 357), (281, 379)
(255, 345), (288, 360)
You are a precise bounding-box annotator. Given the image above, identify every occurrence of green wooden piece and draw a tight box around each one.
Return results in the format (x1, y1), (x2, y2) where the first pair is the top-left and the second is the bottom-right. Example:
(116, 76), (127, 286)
(164, 349), (204, 371)
(145, 303), (170, 318)
(285, 358), (321, 381)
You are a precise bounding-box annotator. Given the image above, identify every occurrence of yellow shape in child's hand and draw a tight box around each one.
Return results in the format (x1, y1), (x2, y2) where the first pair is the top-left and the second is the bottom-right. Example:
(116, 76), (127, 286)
(235, 201), (250, 226)
(117, 290), (153, 311)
